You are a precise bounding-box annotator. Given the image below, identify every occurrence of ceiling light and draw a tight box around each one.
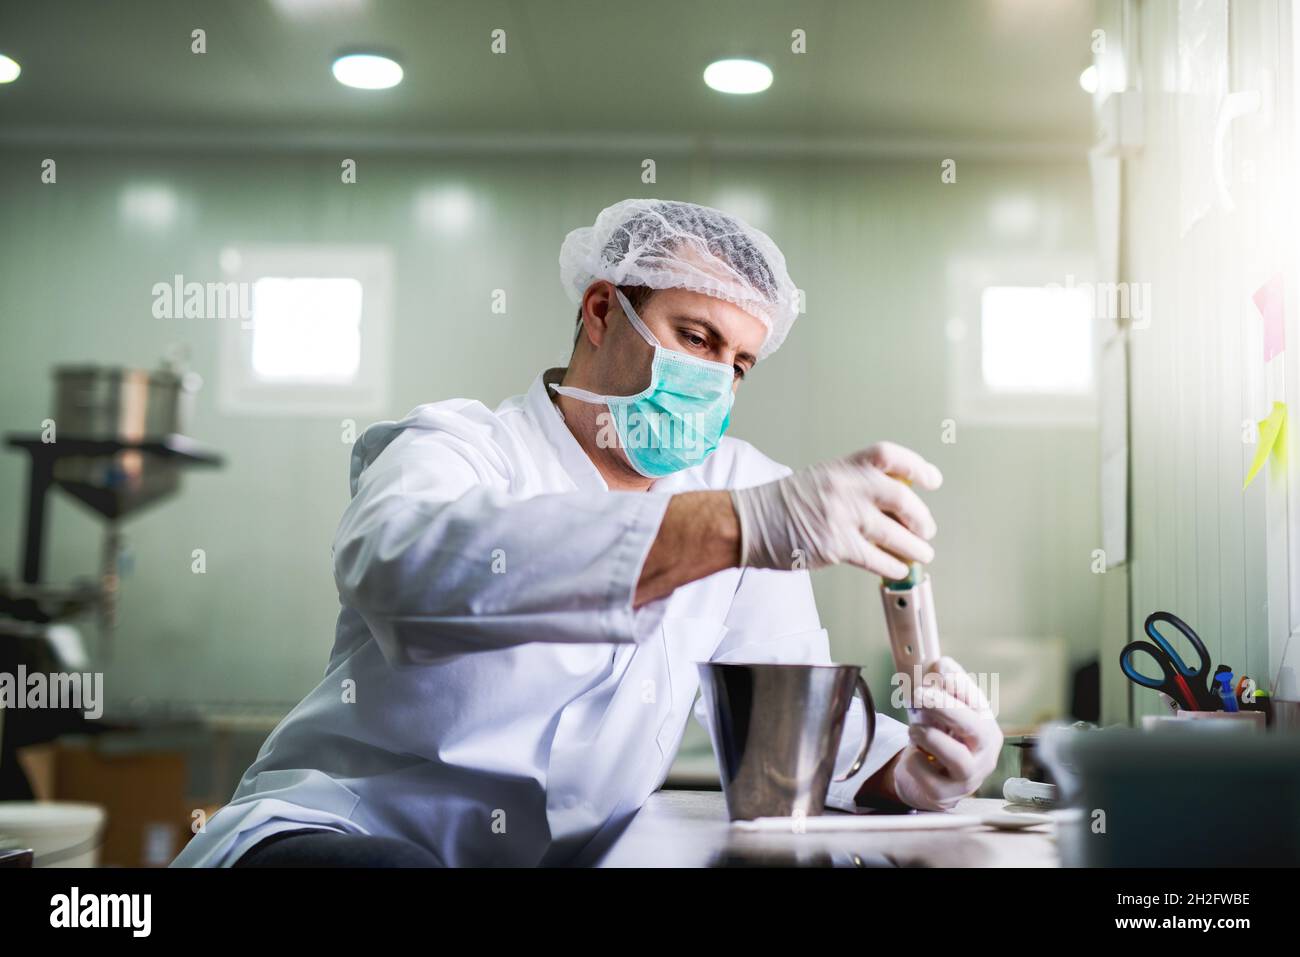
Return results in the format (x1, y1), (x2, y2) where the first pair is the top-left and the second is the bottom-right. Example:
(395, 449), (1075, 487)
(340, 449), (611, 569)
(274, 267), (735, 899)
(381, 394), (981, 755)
(332, 53), (403, 90)
(0, 54), (21, 84)
(1079, 65), (1099, 94)
(703, 59), (772, 95)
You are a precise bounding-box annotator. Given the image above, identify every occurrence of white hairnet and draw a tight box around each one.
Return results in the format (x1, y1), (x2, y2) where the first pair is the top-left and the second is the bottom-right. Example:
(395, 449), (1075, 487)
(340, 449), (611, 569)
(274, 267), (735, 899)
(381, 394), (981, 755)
(559, 198), (799, 360)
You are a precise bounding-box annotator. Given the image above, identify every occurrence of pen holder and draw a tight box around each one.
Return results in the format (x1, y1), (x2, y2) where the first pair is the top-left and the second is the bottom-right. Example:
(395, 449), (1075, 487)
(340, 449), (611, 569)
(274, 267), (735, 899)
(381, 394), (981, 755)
(1140, 709), (1266, 732)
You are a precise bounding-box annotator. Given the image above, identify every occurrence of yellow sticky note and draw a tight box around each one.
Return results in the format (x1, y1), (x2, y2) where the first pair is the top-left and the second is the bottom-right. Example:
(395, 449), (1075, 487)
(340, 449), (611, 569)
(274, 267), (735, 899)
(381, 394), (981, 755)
(1244, 402), (1288, 489)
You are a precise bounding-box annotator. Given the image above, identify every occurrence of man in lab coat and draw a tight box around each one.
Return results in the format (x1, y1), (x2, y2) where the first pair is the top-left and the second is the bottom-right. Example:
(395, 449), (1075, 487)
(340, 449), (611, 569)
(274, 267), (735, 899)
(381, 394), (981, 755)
(174, 199), (1002, 868)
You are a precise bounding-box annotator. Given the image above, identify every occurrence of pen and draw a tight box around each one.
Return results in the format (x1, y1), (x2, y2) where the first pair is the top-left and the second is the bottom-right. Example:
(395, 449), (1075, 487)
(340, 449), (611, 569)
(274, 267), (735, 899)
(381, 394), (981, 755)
(1214, 672), (1239, 713)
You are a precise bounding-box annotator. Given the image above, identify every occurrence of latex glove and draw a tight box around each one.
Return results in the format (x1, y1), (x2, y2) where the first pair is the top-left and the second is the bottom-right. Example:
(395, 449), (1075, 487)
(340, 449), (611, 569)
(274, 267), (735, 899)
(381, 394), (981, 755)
(893, 657), (1003, 811)
(730, 442), (942, 577)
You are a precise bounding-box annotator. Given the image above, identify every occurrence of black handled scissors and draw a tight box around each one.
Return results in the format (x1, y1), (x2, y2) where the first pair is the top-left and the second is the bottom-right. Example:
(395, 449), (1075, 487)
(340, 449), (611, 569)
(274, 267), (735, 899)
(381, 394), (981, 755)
(1118, 611), (1218, 711)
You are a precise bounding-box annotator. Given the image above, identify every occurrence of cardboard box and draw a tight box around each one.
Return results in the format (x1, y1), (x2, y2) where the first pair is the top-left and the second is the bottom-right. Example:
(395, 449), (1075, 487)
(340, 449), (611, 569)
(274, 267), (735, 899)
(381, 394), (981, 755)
(17, 739), (190, 867)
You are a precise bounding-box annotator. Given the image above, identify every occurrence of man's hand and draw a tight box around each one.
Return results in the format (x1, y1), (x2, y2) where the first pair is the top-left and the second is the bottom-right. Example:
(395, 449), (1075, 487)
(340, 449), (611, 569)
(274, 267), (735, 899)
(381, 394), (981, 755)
(729, 442), (942, 578)
(634, 442), (941, 607)
(883, 657), (1003, 811)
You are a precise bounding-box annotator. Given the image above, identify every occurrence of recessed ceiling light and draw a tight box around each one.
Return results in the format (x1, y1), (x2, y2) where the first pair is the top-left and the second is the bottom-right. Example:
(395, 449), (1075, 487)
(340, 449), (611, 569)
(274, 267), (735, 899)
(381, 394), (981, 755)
(332, 52), (403, 90)
(703, 58), (772, 95)
(1079, 65), (1099, 94)
(0, 54), (21, 84)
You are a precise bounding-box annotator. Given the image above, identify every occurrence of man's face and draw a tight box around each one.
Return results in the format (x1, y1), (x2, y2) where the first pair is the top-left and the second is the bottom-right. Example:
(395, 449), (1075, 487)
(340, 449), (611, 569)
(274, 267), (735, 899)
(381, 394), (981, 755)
(591, 284), (768, 397)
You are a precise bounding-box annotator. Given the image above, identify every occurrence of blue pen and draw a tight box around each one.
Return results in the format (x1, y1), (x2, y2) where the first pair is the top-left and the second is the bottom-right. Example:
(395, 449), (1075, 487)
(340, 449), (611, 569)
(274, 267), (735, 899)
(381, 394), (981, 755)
(1214, 672), (1239, 712)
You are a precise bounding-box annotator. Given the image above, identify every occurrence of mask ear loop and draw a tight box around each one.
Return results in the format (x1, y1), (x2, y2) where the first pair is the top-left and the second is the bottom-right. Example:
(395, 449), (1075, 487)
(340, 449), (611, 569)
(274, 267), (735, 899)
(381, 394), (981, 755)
(549, 289), (661, 405)
(614, 288), (737, 378)
(548, 291), (655, 406)
(613, 288), (660, 349)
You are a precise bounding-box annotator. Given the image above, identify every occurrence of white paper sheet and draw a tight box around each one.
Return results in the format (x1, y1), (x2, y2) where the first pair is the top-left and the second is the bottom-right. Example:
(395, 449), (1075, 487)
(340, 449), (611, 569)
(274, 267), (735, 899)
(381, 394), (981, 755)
(732, 812), (983, 832)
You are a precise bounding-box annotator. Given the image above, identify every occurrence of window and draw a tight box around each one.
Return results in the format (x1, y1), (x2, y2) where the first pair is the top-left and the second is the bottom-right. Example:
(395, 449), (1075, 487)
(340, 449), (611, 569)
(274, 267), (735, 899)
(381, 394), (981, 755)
(980, 286), (1093, 393)
(250, 278), (363, 382)
(218, 245), (392, 416)
(947, 257), (1098, 427)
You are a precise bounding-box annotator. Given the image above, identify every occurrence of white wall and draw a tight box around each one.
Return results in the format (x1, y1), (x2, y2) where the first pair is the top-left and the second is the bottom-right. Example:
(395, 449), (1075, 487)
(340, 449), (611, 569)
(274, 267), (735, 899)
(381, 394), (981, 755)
(0, 146), (1099, 720)
(1109, 0), (1296, 722)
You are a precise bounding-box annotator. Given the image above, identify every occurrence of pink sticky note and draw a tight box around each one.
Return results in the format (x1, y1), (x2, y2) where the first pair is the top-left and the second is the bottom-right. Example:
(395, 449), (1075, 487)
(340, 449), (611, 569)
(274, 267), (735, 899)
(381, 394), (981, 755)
(1253, 273), (1286, 362)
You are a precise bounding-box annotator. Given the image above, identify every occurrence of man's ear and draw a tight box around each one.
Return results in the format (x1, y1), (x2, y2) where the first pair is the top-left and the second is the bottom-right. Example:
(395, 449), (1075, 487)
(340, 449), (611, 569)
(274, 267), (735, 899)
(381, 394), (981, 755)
(577, 282), (617, 348)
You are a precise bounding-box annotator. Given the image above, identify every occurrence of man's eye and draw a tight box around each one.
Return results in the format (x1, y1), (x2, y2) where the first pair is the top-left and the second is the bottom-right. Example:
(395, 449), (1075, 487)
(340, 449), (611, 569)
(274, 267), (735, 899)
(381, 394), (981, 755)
(683, 333), (706, 347)
(734, 365), (746, 380)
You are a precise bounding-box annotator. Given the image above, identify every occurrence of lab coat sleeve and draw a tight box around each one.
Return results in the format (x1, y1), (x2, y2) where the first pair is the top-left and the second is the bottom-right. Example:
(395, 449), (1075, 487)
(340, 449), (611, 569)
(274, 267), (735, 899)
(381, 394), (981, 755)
(698, 565), (909, 812)
(334, 427), (672, 665)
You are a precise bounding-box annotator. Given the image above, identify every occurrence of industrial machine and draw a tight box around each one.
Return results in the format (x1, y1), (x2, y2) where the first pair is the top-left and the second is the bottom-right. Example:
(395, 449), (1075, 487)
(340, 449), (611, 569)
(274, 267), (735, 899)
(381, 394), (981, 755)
(0, 356), (223, 799)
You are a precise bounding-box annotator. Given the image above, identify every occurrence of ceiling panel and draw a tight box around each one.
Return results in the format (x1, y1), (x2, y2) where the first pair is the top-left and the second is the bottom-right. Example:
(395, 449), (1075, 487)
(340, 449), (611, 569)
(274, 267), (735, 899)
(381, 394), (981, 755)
(0, 0), (1096, 145)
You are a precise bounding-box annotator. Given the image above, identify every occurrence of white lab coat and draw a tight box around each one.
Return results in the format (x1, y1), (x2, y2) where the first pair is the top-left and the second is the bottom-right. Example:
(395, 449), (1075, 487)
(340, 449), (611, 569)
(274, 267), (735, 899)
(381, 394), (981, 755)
(172, 369), (908, 867)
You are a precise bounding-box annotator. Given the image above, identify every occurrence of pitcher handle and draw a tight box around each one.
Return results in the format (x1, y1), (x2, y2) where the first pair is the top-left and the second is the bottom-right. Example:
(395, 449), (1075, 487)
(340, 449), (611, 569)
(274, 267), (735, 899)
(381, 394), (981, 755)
(834, 673), (876, 782)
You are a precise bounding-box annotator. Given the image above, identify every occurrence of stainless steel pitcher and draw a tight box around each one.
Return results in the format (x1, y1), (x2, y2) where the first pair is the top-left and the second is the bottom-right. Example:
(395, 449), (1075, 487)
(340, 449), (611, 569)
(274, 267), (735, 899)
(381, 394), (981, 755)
(696, 662), (875, 821)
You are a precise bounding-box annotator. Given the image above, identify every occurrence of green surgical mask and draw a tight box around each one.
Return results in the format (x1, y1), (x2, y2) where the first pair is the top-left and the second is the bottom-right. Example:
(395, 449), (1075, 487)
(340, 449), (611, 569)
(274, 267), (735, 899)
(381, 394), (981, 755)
(551, 289), (735, 478)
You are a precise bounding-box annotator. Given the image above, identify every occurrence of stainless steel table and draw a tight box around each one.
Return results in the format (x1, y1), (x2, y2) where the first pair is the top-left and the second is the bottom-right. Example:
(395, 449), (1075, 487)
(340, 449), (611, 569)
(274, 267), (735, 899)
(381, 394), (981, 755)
(597, 790), (1060, 867)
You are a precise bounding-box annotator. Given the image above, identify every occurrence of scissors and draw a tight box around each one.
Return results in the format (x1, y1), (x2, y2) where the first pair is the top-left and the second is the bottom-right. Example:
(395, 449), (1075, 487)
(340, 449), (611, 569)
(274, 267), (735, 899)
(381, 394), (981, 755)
(1119, 611), (1219, 711)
